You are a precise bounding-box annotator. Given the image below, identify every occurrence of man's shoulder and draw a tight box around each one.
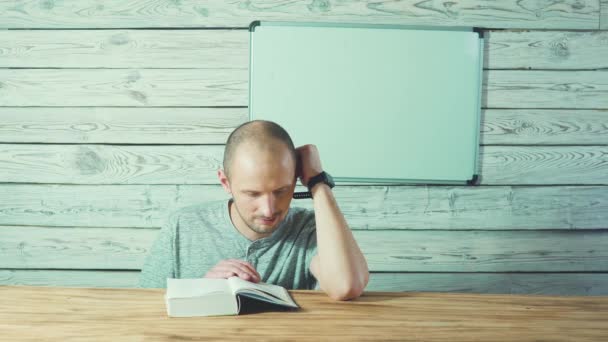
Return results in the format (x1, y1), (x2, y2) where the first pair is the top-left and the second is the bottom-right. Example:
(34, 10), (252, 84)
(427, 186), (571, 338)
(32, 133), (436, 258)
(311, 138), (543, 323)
(288, 205), (315, 216)
(286, 206), (316, 230)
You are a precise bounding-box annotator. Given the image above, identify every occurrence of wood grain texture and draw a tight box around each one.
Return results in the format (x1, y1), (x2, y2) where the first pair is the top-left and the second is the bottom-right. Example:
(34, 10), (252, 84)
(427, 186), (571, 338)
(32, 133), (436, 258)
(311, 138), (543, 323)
(602, 0), (608, 29)
(483, 70), (608, 109)
(2, 270), (606, 295)
(0, 0), (599, 29)
(485, 30), (608, 69)
(0, 144), (225, 184)
(2, 144), (607, 185)
(0, 107), (246, 144)
(3, 30), (608, 70)
(0, 270), (141, 288)
(1, 286), (606, 341)
(0, 226), (155, 269)
(480, 109), (608, 145)
(0, 30), (248, 68)
(367, 273), (608, 295)
(1, 108), (605, 145)
(0, 1), (604, 300)
(359, 228), (608, 272)
(0, 69), (248, 106)
(2, 226), (607, 272)
(3, 70), (607, 108)
(1, 185), (606, 230)
(478, 146), (608, 185)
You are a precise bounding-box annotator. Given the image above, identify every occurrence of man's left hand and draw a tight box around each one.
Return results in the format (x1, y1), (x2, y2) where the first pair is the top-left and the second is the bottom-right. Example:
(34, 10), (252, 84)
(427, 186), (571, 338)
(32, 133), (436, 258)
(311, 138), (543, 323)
(295, 144), (323, 187)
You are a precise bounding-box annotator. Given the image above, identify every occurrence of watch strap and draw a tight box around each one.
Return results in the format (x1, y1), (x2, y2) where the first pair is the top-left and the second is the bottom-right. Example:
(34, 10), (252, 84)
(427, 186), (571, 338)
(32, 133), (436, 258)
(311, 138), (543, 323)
(307, 171), (334, 192)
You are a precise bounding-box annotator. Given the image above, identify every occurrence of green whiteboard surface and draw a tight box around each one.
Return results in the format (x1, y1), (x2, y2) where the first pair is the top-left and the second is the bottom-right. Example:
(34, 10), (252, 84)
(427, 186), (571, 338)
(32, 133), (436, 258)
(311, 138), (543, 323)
(249, 21), (483, 185)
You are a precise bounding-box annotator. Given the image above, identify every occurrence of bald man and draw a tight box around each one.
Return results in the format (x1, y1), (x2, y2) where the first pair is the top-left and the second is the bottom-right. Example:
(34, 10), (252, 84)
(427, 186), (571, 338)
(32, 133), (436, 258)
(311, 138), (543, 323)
(139, 120), (369, 301)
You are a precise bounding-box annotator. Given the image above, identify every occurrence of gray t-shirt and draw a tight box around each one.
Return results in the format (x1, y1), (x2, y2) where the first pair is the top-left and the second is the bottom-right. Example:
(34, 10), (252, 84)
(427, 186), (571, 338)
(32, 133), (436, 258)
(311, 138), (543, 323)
(138, 199), (319, 290)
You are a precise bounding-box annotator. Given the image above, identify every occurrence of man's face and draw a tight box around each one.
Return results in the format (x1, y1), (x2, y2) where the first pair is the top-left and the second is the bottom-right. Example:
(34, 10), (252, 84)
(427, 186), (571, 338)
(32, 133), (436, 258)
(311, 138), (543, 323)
(220, 143), (296, 237)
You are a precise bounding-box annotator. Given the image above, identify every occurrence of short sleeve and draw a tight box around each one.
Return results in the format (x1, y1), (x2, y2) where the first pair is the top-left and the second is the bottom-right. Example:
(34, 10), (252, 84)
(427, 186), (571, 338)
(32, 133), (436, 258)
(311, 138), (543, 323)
(138, 213), (178, 288)
(303, 214), (319, 290)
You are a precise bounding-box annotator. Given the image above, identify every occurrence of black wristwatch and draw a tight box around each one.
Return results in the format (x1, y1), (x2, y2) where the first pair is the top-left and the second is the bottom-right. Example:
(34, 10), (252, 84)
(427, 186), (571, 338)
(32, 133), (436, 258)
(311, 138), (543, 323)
(307, 171), (335, 192)
(293, 171), (335, 199)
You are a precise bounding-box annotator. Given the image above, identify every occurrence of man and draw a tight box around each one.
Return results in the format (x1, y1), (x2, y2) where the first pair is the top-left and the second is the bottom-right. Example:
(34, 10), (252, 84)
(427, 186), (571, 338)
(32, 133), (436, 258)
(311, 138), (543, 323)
(139, 120), (369, 301)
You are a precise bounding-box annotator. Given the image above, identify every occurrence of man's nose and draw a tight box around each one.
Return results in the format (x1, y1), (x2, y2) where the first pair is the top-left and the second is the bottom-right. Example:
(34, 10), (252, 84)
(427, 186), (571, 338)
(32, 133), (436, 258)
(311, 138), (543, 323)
(261, 194), (276, 217)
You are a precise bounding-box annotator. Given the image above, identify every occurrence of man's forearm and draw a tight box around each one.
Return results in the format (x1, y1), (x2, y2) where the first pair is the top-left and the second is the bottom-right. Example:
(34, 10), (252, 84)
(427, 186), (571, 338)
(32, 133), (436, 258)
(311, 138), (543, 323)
(311, 184), (369, 300)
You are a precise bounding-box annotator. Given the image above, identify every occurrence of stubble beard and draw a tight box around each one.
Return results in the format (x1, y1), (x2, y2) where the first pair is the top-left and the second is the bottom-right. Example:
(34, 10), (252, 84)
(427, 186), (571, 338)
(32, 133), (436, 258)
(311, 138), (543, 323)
(232, 200), (282, 236)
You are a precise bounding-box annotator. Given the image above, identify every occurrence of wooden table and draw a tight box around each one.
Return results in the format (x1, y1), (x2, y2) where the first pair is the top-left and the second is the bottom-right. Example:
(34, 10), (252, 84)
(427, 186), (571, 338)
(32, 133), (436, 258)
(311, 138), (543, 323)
(1, 286), (607, 341)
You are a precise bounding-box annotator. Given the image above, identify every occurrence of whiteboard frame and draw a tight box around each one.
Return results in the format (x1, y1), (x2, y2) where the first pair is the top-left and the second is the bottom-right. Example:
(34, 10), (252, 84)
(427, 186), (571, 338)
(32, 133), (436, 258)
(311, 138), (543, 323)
(249, 21), (484, 186)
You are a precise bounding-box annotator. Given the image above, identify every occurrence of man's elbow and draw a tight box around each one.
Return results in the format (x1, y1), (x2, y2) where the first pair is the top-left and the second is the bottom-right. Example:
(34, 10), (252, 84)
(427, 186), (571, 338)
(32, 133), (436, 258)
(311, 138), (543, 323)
(326, 273), (369, 301)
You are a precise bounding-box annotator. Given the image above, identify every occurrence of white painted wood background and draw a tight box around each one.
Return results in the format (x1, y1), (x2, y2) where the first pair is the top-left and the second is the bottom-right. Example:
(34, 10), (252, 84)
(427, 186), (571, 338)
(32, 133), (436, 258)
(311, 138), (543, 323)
(1, 0), (607, 295)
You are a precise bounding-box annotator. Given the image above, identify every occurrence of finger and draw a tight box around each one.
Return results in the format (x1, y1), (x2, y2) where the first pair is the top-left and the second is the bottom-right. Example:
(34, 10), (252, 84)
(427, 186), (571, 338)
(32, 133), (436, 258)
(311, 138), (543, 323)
(229, 259), (261, 278)
(224, 259), (260, 279)
(208, 270), (254, 281)
(216, 260), (260, 282)
(214, 265), (259, 282)
(205, 270), (237, 279)
(238, 273), (258, 282)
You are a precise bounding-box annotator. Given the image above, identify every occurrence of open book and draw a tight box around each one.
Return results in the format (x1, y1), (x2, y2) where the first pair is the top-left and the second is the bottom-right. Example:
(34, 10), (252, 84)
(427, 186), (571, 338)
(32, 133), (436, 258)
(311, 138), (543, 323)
(165, 277), (299, 317)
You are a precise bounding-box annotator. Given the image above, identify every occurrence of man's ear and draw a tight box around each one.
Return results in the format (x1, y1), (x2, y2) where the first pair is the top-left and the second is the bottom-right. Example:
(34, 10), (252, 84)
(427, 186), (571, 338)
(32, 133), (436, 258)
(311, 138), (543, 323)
(218, 169), (232, 194)
(294, 149), (302, 182)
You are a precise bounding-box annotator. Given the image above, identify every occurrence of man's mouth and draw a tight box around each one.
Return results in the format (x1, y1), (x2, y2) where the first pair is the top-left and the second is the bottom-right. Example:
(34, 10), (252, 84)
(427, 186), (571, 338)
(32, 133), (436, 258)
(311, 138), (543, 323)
(258, 216), (277, 225)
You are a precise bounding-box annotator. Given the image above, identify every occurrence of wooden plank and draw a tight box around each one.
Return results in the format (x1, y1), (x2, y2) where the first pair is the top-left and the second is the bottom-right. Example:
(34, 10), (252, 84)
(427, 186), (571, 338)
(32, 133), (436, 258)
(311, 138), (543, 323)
(0, 0), (599, 30)
(0, 107), (247, 144)
(3, 70), (607, 109)
(1, 270), (606, 295)
(4, 30), (608, 70)
(2, 288), (607, 342)
(479, 146), (608, 185)
(481, 109), (608, 145)
(0, 226), (155, 269)
(0, 30), (248, 69)
(367, 273), (608, 295)
(2, 226), (607, 271)
(357, 230), (608, 272)
(0, 184), (221, 228)
(484, 31), (608, 70)
(602, 0), (608, 29)
(0, 185), (606, 230)
(0, 144), (225, 184)
(1, 145), (607, 185)
(0, 270), (140, 288)
(0, 69), (248, 107)
(0, 108), (605, 145)
(0, 107), (237, 144)
(484, 70), (608, 109)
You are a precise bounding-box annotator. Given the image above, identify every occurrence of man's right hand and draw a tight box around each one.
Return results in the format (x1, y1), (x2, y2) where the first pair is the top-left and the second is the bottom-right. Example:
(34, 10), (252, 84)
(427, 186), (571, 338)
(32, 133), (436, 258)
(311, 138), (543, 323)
(203, 259), (261, 283)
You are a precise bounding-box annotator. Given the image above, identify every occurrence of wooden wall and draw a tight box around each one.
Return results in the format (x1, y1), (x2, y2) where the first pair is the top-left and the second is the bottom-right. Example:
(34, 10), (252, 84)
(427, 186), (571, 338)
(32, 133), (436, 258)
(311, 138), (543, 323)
(1, 0), (607, 295)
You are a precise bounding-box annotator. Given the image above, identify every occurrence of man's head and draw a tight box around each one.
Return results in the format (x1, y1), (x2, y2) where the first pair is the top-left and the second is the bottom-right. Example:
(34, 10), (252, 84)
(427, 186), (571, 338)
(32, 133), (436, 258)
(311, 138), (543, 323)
(218, 120), (297, 237)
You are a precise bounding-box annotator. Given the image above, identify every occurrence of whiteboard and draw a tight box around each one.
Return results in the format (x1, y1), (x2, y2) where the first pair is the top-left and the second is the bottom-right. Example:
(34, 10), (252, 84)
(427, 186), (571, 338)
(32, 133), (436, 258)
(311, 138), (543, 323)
(249, 21), (483, 185)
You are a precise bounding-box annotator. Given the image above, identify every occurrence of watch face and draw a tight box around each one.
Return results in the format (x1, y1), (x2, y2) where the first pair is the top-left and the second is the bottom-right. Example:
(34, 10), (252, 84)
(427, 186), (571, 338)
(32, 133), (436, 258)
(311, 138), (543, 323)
(308, 172), (335, 191)
(326, 172), (335, 187)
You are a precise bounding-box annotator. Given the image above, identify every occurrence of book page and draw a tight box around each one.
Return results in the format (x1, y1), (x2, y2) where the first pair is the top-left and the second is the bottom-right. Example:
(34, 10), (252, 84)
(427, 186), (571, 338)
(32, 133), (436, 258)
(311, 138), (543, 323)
(166, 278), (231, 299)
(227, 276), (298, 307)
